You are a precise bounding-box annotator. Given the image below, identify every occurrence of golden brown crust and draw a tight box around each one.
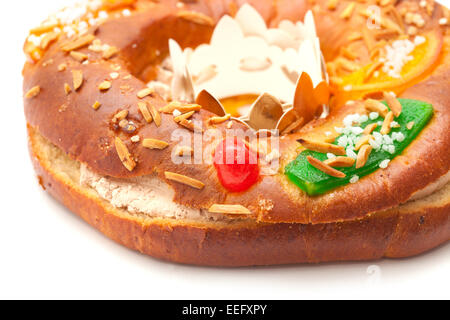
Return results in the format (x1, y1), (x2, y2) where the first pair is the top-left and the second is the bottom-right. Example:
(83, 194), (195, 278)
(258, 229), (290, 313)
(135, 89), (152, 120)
(28, 125), (449, 266)
(23, 0), (450, 225)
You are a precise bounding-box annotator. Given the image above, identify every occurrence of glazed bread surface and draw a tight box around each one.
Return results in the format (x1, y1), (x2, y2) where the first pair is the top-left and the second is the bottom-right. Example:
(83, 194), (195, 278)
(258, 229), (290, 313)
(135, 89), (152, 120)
(23, 0), (450, 224)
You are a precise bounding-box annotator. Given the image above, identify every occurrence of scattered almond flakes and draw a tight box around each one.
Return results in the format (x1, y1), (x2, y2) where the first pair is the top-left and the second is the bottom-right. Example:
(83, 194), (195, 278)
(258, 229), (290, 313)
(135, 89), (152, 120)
(348, 32), (363, 42)
(40, 32), (59, 50)
(340, 2), (356, 19)
(160, 101), (202, 114)
(208, 204), (252, 215)
(64, 83), (72, 95)
(25, 86), (41, 99)
(363, 123), (378, 135)
(407, 121), (415, 130)
(307, 156), (346, 178)
(142, 138), (169, 150)
(327, 0), (338, 10)
(61, 34), (96, 52)
(362, 28), (375, 51)
(92, 101), (101, 110)
(363, 61), (383, 82)
(114, 137), (136, 171)
(164, 171), (205, 190)
(208, 114), (231, 125)
(72, 70), (83, 91)
(138, 102), (153, 123)
(99, 81), (112, 91)
(323, 156), (355, 168)
(29, 23), (59, 36)
(70, 51), (88, 62)
(103, 46), (119, 59)
(355, 135), (372, 151)
(364, 99), (389, 117)
(383, 92), (402, 117)
(174, 111), (195, 123)
(380, 111), (394, 135)
(178, 118), (203, 132)
(177, 10), (214, 26)
(356, 145), (373, 169)
(148, 104), (161, 127)
(58, 63), (67, 72)
(58, 104), (68, 113)
(137, 87), (155, 99)
(112, 110), (129, 123)
(42, 59), (54, 67)
(298, 138), (346, 156)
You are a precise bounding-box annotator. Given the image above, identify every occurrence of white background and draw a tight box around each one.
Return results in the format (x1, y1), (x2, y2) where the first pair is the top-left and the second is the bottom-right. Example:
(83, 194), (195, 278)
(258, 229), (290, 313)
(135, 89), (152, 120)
(0, 0), (449, 300)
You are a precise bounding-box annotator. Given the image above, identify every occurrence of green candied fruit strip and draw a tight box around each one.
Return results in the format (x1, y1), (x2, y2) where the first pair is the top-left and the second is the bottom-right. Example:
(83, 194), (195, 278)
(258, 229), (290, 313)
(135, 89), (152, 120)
(285, 99), (434, 196)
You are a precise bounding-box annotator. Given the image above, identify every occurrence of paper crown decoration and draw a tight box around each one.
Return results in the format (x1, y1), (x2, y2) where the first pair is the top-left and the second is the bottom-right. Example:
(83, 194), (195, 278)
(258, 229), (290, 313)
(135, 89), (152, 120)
(169, 4), (330, 133)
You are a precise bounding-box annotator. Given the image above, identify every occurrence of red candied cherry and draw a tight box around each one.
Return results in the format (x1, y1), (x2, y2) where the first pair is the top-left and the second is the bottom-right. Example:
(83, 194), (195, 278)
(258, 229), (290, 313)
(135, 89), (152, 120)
(213, 137), (259, 192)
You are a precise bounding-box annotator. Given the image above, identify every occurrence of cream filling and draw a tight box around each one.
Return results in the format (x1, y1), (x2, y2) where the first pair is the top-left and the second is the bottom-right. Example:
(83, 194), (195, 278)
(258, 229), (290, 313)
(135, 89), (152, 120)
(79, 164), (227, 222)
(80, 164), (449, 222)
(410, 170), (450, 201)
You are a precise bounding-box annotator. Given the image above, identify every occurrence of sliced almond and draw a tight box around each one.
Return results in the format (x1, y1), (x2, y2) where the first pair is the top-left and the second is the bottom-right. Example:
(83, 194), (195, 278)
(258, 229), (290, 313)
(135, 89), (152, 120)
(164, 172), (205, 190)
(72, 70), (83, 91)
(177, 11), (214, 26)
(362, 28), (375, 51)
(380, 111), (394, 135)
(383, 92), (402, 117)
(363, 123), (378, 135)
(298, 139), (346, 156)
(363, 61), (383, 82)
(356, 145), (373, 169)
(208, 204), (252, 215)
(25, 86), (41, 99)
(323, 156), (356, 168)
(348, 32), (363, 42)
(112, 110), (129, 123)
(307, 156), (346, 178)
(102, 46), (119, 59)
(40, 31), (59, 50)
(64, 83), (72, 95)
(58, 63), (67, 72)
(177, 118), (203, 132)
(174, 111), (195, 123)
(148, 104), (161, 127)
(208, 114), (231, 125)
(30, 23), (59, 36)
(115, 137), (136, 171)
(137, 87), (155, 99)
(341, 47), (357, 60)
(337, 57), (360, 73)
(99, 81), (112, 91)
(70, 51), (88, 62)
(160, 101), (202, 114)
(406, 121), (415, 130)
(61, 34), (96, 52)
(355, 135), (372, 151)
(340, 2), (356, 19)
(142, 138), (169, 150)
(364, 99), (389, 117)
(138, 102), (153, 123)
(92, 101), (101, 110)
(327, 0), (338, 10)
